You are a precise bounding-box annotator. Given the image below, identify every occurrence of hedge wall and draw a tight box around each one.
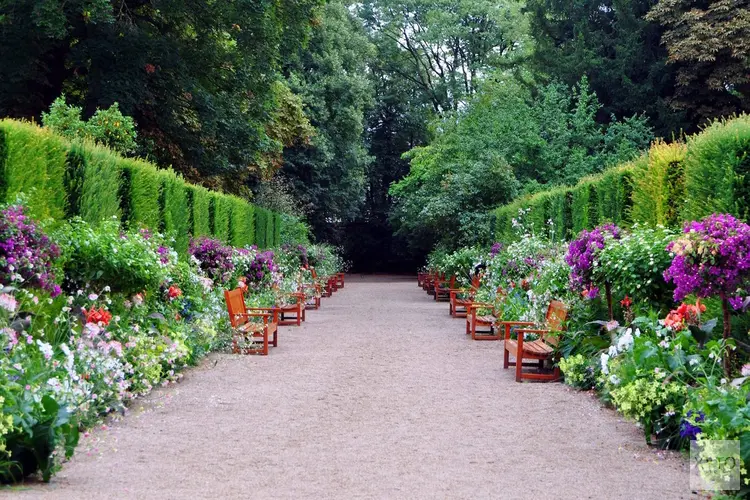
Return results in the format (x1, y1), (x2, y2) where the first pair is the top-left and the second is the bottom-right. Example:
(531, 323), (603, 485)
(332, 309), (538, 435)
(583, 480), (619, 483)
(494, 115), (750, 242)
(0, 119), (289, 250)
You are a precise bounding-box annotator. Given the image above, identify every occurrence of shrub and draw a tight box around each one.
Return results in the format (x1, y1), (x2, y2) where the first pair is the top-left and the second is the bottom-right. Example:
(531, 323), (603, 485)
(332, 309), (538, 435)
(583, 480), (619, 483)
(78, 146), (122, 224)
(42, 96), (137, 154)
(211, 194), (231, 242)
(0, 121), (67, 221)
(255, 207), (268, 248)
(188, 237), (234, 283)
(631, 141), (687, 227)
(229, 197), (254, 247)
(56, 219), (168, 294)
(122, 158), (161, 229)
(598, 225), (677, 309)
(160, 171), (189, 254)
(188, 185), (211, 237)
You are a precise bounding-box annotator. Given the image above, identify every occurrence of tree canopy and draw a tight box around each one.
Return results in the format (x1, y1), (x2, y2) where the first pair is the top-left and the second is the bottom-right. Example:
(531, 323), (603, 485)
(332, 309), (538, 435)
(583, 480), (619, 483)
(1, 0), (748, 269)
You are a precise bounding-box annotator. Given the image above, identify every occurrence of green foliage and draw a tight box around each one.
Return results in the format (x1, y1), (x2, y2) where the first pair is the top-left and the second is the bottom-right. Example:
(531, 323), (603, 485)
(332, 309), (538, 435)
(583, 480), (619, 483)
(631, 141), (687, 227)
(55, 218), (168, 295)
(188, 185), (211, 238)
(647, 0), (750, 125)
(122, 158), (161, 229)
(559, 354), (598, 390)
(228, 197), (254, 248)
(598, 225), (677, 308)
(279, 213), (311, 246)
(283, 0), (374, 242)
(255, 207), (269, 249)
(0, 121), (67, 221)
(77, 146), (121, 224)
(160, 171), (190, 255)
(392, 77), (652, 252)
(42, 96), (137, 154)
(526, 0), (687, 137)
(1, 0), (323, 184)
(682, 115), (750, 222)
(210, 194), (231, 243)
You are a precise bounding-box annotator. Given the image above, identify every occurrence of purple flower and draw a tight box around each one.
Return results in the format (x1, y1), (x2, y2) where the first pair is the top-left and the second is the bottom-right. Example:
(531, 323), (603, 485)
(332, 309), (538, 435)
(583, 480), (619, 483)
(664, 214), (750, 302)
(490, 242), (504, 257)
(0, 205), (60, 295)
(566, 224), (621, 292)
(679, 411), (705, 440)
(188, 237), (235, 283)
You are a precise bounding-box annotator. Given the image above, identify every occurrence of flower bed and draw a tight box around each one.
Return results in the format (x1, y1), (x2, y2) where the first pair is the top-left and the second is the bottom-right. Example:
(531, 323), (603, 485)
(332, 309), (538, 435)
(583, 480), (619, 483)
(438, 210), (750, 493)
(0, 204), (339, 483)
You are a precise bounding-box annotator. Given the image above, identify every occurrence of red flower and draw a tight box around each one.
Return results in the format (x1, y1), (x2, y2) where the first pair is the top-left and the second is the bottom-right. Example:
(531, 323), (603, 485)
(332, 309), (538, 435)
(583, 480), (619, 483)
(144, 63), (156, 74)
(620, 296), (632, 308)
(168, 286), (182, 299)
(83, 307), (112, 326)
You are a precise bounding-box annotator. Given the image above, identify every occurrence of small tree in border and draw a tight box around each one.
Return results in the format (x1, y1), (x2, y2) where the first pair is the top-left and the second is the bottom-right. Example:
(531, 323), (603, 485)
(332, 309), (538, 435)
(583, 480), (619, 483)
(566, 223), (622, 320)
(664, 213), (750, 375)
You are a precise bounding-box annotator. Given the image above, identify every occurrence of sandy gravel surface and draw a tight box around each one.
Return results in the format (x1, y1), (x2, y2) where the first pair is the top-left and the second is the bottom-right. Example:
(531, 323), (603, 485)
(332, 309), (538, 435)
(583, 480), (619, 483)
(6, 275), (692, 499)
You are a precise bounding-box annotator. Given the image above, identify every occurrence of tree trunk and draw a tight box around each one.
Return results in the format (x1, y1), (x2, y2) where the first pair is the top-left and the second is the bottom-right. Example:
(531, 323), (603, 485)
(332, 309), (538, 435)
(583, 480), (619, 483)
(722, 296), (731, 376)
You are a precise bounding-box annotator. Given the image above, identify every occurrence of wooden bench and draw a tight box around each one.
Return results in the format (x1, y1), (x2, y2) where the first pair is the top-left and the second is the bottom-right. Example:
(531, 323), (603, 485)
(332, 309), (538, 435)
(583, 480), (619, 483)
(276, 291), (305, 326)
(501, 300), (568, 382)
(224, 288), (279, 355)
(433, 275), (456, 302)
(449, 274), (481, 318)
(336, 273), (345, 289)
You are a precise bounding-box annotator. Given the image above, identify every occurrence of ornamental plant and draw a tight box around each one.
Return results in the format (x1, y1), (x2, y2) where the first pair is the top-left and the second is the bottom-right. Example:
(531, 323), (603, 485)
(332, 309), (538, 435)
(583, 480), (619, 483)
(0, 205), (61, 296)
(566, 224), (622, 318)
(56, 219), (168, 295)
(188, 237), (235, 283)
(244, 251), (279, 290)
(663, 213), (750, 373)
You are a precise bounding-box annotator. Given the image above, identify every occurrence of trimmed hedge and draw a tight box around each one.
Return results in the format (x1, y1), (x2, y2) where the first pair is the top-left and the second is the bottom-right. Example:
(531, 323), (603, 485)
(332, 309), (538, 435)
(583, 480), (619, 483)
(494, 114), (750, 242)
(0, 122), (67, 221)
(0, 119), (295, 250)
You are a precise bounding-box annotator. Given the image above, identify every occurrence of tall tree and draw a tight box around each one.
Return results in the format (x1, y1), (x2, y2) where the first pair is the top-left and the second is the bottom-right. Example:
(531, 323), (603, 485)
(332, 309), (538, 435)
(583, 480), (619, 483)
(281, 0), (375, 243)
(647, 0), (750, 124)
(358, 0), (529, 114)
(0, 0), (321, 187)
(525, 0), (687, 135)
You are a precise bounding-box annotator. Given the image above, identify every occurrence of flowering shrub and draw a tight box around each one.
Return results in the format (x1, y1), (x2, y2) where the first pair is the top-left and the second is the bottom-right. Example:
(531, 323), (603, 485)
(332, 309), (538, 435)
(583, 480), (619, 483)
(558, 354), (598, 390)
(56, 219), (169, 294)
(188, 237), (235, 283)
(244, 251), (279, 290)
(0, 205), (61, 296)
(566, 224), (621, 299)
(598, 225), (676, 308)
(664, 214), (750, 305)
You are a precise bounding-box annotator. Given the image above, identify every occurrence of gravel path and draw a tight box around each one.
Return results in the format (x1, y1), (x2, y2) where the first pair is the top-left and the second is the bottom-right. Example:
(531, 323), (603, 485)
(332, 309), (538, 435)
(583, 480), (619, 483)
(8, 275), (692, 499)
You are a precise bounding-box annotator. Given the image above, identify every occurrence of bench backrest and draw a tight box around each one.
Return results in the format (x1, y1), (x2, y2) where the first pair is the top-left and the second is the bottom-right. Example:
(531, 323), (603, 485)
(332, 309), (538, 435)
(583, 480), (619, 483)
(224, 288), (248, 328)
(544, 300), (569, 346)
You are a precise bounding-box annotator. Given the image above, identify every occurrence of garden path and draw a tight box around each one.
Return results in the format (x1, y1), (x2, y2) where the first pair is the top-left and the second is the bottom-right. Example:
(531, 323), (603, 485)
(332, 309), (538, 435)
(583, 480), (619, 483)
(12, 276), (691, 499)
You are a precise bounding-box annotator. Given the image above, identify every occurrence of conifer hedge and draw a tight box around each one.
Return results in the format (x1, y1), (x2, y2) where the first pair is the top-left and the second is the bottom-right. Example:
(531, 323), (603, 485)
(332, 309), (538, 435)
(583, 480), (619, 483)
(494, 115), (750, 242)
(0, 119), (292, 250)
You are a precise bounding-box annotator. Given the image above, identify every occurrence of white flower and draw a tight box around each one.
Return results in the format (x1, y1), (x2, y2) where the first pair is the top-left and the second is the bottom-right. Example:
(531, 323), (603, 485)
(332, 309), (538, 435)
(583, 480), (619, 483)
(709, 352), (715, 359)
(634, 328), (641, 337)
(720, 378), (728, 385)
(88, 293), (98, 301)
(608, 374), (620, 385)
(36, 339), (53, 360)
(103, 286), (111, 292)
(600, 353), (610, 375)
(616, 329), (634, 353)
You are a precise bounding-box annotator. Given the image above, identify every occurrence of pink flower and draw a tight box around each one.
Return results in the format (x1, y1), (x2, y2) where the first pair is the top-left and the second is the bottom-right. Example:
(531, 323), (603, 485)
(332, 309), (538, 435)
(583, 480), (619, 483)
(0, 293), (17, 312)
